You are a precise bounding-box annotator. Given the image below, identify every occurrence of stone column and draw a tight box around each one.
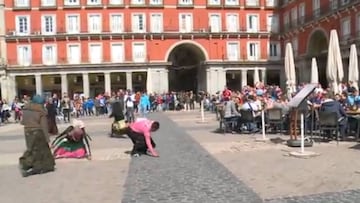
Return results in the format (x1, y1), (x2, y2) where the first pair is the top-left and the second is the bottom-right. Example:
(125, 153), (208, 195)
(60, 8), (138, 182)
(35, 74), (43, 96)
(207, 67), (226, 94)
(61, 73), (68, 96)
(153, 69), (161, 93)
(104, 72), (111, 95)
(261, 69), (267, 84)
(241, 69), (248, 88)
(1, 75), (17, 102)
(82, 73), (90, 98)
(126, 72), (132, 91)
(146, 69), (153, 93)
(219, 68), (226, 92)
(161, 69), (169, 93)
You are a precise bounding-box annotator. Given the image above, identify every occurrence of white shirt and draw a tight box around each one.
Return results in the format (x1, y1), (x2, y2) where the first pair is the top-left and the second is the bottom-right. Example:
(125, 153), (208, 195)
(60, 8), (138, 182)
(124, 94), (135, 108)
(242, 101), (259, 111)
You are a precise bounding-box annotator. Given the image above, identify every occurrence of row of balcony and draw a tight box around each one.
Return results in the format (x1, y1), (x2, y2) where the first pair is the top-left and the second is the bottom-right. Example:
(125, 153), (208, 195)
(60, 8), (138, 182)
(282, 0), (360, 33)
(6, 27), (277, 38)
(11, 0), (278, 10)
(6, 55), (275, 67)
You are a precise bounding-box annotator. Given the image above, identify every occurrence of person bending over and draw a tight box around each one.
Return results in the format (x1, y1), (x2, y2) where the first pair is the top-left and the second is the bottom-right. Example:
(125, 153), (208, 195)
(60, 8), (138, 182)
(126, 118), (160, 157)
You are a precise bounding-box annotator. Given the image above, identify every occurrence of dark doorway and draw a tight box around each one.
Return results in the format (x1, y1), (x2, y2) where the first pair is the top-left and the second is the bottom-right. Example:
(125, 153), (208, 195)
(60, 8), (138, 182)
(226, 72), (241, 91)
(307, 30), (328, 88)
(168, 43), (206, 92)
(267, 70), (280, 86)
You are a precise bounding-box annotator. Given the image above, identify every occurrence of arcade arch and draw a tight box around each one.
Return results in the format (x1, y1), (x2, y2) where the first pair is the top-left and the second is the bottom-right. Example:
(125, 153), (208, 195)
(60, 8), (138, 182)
(166, 42), (207, 93)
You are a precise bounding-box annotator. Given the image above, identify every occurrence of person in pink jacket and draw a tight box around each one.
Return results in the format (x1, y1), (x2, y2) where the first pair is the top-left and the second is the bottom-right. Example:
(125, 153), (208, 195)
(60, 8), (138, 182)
(127, 118), (160, 157)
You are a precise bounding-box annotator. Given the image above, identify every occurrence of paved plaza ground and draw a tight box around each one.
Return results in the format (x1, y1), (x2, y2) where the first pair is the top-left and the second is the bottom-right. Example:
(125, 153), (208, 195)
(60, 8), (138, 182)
(1, 111), (360, 202)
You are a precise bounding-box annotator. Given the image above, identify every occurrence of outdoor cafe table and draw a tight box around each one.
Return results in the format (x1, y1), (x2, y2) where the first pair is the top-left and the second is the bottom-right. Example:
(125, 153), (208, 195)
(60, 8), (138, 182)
(346, 111), (360, 141)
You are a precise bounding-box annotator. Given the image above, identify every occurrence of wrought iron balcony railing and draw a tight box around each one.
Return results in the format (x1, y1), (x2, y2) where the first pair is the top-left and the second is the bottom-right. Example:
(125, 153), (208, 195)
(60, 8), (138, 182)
(283, 0), (360, 33)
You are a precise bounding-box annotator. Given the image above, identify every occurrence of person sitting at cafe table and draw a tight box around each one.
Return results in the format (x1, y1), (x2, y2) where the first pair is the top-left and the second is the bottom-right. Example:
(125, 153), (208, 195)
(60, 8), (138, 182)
(223, 96), (241, 132)
(241, 95), (260, 132)
(347, 90), (360, 108)
(320, 91), (348, 139)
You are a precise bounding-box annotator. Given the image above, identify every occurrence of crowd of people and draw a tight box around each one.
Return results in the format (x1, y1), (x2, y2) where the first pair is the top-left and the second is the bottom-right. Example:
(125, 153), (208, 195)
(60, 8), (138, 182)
(3, 80), (360, 177)
(216, 82), (360, 141)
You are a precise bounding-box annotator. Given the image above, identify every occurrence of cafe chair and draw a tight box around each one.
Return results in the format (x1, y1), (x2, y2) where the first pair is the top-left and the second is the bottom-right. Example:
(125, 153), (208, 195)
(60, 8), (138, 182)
(239, 109), (257, 134)
(266, 108), (284, 135)
(317, 111), (340, 144)
(219, 110), (237, 134)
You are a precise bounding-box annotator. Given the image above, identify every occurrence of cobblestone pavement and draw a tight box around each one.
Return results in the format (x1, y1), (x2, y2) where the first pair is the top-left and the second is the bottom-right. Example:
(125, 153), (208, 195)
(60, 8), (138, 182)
(265, 190), (360, 203)
(121, 113), (262, 203)
(122, 112), (360, 203)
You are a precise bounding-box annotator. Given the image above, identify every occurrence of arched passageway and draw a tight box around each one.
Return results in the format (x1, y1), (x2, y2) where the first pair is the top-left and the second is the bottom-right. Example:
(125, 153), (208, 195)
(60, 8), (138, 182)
(307, 29), (328, 87)
(167, 43), (207, 93)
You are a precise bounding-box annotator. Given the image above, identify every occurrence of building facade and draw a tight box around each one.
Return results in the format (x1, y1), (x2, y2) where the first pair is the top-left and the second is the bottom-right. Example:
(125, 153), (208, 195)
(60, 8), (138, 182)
(279, 0), (360, 87)
(0, 0), (282, 101)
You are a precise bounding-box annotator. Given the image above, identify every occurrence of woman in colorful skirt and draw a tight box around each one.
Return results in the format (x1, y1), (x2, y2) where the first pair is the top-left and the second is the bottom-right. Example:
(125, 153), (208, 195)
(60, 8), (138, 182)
(52, 119), (91, 160)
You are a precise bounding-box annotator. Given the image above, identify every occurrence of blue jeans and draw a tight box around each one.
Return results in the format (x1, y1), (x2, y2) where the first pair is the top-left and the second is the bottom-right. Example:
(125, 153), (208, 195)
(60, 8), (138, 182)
(139, 106), (148, 118)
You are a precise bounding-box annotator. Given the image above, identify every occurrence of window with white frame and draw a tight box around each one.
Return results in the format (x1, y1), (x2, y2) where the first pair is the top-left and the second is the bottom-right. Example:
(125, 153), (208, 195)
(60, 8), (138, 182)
(14, 0), (30, 7)
(64, 0), (79, 6)
(341, 18), (351, 39)
(42, 44), (57, 65)
(88, 14), (102, 33)
(150, 13), (163, 33)
(179, 13), (192, 33)
(330, 0), (338, 10)
(17, 45), (31, 66)
(149, 0), (162, 5)
(227, 42), (239, 61)
(209, 14), (221, 32)
(66, 15), (80, 34)
(247, 14), (259, 32)
(111, 43), (125, 63)
(132, 14), (146, 33)
(292, 37), (298, 56)
(131, 0), (145, 5)
(87, 0), (101, 5)
(41, 15), (56, 35)
(269, 42), (280, 59)
(16, 16), (30, 35)
(226, 14), (239, 32)
(291, 7), (298, 26)
(132, 43), (146, 62)
(267, 14), (278, 33)
(357, 14), (360, 36)
(89, 44), (102, 63)
(41, 0), (56, 6)
(247, 42), (260, 61)
(179, 0), (192, 5)
(109, 0), (123, 4)
(225, 0), (238, 6)
(283, 12), (290, 29)
(246, 0), (259, 7)
(298, 3), (305, 23)
(208, 0), (220, 6)
(110, 14), (124, 33)
(67, 44), (81, 64)
(341, 0), (350, 6)
(313, 0), (320, 17)
(266, 0), (277, 7)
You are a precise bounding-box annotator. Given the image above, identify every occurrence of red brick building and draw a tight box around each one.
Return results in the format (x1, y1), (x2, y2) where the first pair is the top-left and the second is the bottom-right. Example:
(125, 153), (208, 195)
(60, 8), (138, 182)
(0, 0), (282, 100)
(279, 0), (360, 87)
